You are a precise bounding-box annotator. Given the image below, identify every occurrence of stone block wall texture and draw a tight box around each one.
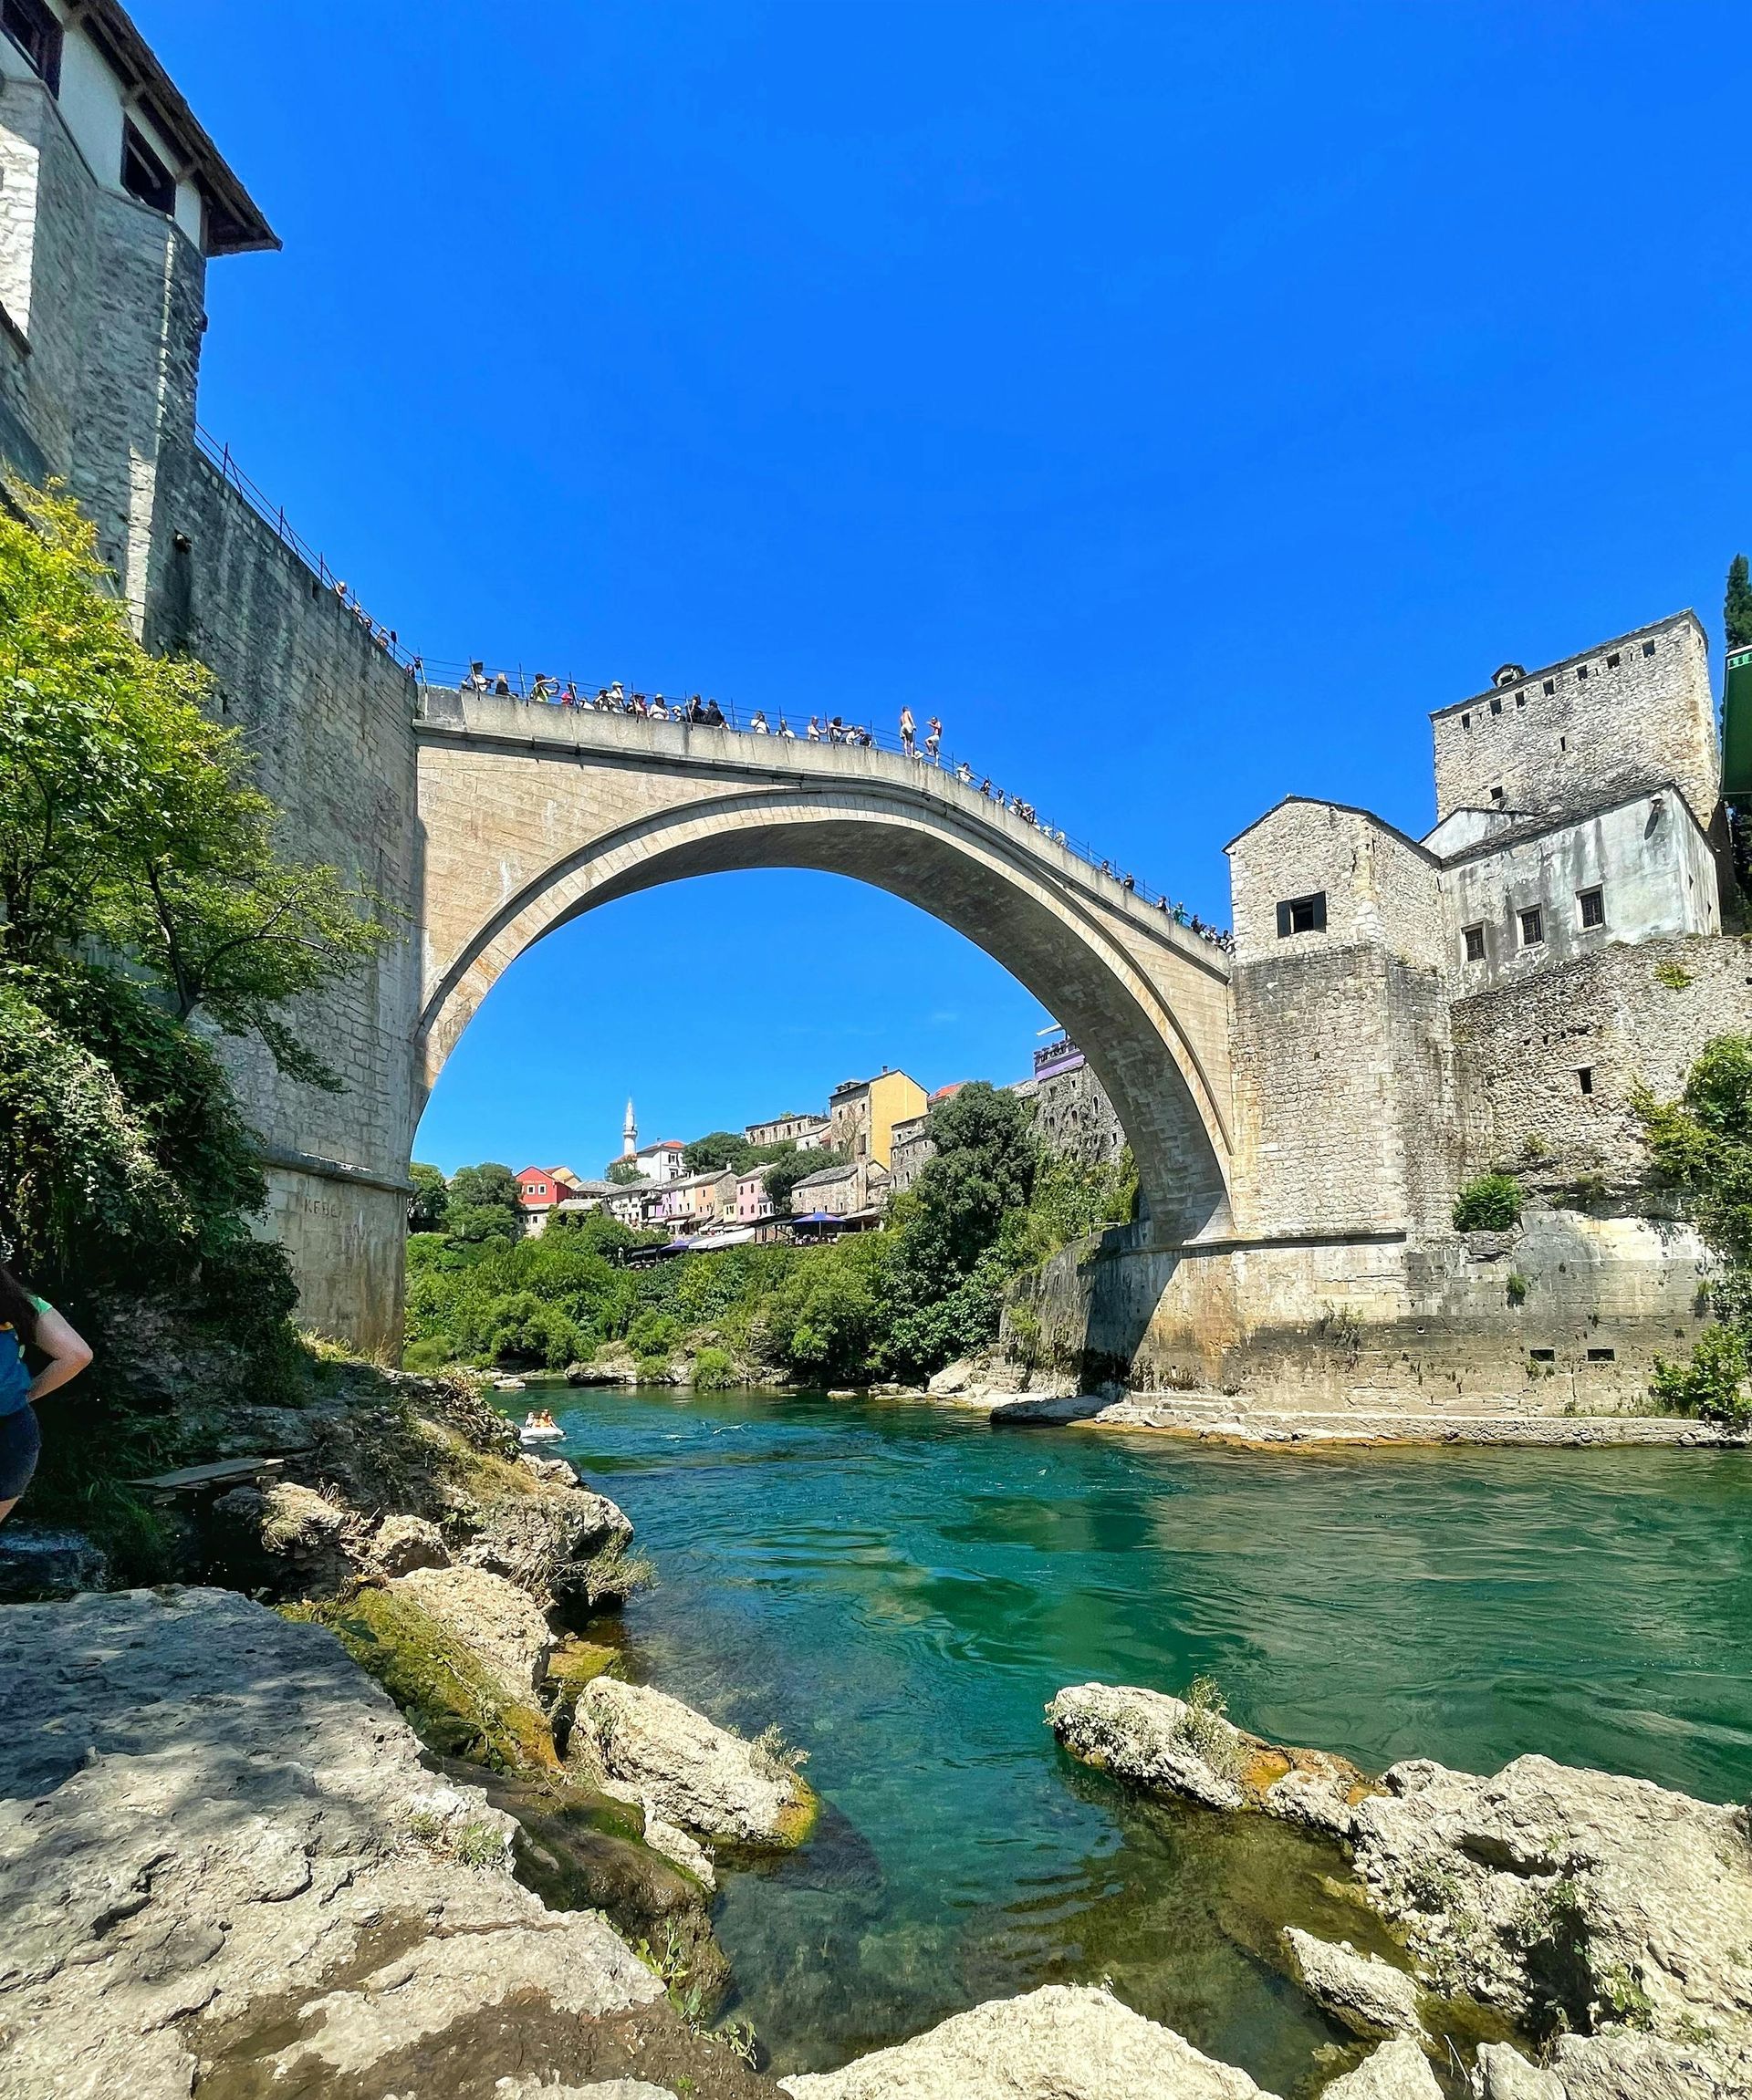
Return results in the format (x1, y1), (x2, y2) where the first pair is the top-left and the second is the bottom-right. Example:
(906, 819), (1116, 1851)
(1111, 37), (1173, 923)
(1228, 946), (1460, 1239)
(1029, 1058), (1127, 1167)
(1430, 613), (1717, 832)
(1451, 932), (1752, 1190)
(141, 457), (423, 1351)
(1017, 1209), (1712, 1414)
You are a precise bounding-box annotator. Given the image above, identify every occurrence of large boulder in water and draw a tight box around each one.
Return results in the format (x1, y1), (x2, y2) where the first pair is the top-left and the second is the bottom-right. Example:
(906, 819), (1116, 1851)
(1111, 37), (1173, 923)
(569, 1678), (816, 1849)
(777, 1984), (1280, 2097)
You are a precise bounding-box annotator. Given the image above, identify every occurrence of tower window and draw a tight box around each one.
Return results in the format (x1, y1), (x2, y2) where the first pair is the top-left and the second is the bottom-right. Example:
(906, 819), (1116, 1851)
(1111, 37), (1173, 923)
(120, 122), (177, 217)
(1543, 679), (1556, 694)
(1642, 640), (1656, 657)
(1463, 924), (1486, 962)
(1578, 1067), (1594, 1095)
(1490, 695), (1503, 716)
(1, 0), (61, 90)
(1578, 886), (1605, 929)
(1518, 906), (1544, 948)
(1461, 712), (1471, 729)
(1577, 665), (1590, 682)
(1489, 785), (1506, 804)
(1606, 652), (1621, 669)
(1276, 891), (1327, 938)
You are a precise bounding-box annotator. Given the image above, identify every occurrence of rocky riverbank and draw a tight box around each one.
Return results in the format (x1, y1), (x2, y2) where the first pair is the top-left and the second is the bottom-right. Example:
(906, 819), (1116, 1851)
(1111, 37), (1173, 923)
(1047, 1679), (1751, 2098)
(0, 1364), (822, 2096)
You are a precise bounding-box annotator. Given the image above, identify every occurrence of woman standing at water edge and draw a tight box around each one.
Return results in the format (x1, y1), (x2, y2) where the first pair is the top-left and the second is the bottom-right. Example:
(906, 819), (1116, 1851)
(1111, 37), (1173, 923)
(0, 1265), (91, 1524)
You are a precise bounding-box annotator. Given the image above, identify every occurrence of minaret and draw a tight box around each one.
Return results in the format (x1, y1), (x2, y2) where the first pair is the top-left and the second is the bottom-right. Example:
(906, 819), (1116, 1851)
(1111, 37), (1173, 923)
(622, 1098), (638, 1159)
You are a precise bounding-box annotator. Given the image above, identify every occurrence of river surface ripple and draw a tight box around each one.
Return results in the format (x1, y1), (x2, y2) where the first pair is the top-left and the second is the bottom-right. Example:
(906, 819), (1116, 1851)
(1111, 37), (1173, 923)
(521, 1382), (1752, 2090)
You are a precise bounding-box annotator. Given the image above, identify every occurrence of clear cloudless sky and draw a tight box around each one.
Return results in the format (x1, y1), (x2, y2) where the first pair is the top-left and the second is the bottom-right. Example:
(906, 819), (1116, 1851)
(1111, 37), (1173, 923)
(135, 1), (1752, 1176)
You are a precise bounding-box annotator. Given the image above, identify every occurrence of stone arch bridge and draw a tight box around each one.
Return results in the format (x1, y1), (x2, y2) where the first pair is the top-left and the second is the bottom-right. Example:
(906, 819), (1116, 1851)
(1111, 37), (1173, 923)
(413, 691), (1235, 1242)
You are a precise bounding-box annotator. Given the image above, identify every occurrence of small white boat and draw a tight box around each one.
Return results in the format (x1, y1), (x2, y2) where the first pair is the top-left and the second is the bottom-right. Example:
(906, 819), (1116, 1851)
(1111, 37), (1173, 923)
(519, 1411), (567, 1445)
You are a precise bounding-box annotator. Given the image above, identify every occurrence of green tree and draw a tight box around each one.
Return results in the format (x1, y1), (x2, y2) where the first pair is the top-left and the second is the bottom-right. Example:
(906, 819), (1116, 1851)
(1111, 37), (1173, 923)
(1726, 554), (1752, 651)
(1636, 1036), (1752, 1424)
(408, 1162), (448, 1233)
(0, 484), (387, 1088)
(683, 1129), (756, 1174)
(0, 483), (388, 1285)
(608, 1159), (645, 1185)
(445, 1162), (523, 1233)
(881, 1083), (1037, 1375)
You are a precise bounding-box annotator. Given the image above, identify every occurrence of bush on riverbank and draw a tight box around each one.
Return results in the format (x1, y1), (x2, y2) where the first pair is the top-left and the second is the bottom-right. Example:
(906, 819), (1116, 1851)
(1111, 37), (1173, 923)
(408, 1087), (1136, 1385)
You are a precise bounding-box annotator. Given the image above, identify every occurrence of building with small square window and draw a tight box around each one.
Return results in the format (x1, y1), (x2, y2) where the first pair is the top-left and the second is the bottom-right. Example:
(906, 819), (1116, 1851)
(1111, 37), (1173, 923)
(1223, 612), (1734, 1240)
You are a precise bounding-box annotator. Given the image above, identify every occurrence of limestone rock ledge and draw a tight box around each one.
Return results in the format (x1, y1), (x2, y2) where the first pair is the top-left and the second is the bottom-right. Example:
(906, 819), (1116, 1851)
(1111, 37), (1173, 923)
(777, 1984), (1279, 2099)
(0, 1587), (776, 2100)
(1047, 1680), (1369, 1830)
(1048, 1680), (1752, 2099)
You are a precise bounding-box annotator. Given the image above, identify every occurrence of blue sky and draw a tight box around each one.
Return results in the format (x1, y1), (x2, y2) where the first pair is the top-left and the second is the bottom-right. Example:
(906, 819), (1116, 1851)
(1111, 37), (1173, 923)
(141, 2), (1752, 1175)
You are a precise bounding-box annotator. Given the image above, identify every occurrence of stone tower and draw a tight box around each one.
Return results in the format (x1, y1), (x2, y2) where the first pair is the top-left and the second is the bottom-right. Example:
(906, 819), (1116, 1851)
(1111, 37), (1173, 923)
(622, 1098), (638, 1159)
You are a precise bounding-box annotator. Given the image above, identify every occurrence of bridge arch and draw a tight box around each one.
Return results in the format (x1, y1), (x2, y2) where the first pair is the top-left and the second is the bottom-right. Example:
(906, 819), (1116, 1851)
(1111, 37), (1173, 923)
(413, 702), (1235, 1240)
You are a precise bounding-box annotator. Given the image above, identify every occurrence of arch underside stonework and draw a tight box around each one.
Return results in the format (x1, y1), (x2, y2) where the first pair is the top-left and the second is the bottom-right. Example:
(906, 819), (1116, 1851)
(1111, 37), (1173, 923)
(414, 702), (1236, 1240)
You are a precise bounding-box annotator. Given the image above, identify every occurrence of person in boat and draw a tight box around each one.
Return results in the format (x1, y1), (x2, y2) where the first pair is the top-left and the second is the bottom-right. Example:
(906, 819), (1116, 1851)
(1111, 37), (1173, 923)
(0, 1263), (93, 1526)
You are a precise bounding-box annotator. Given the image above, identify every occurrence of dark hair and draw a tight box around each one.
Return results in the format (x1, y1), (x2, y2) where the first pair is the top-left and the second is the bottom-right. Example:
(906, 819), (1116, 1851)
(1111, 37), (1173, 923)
(0, 1264), (37, 1346)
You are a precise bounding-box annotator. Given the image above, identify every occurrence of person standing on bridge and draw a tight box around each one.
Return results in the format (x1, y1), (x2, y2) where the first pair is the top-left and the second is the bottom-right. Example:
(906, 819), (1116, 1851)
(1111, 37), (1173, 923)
(750, 710), (771, 733)
(0, 1265), (92, 1528)
(924, 715), (943, 762)
(899, 705), (916, 755)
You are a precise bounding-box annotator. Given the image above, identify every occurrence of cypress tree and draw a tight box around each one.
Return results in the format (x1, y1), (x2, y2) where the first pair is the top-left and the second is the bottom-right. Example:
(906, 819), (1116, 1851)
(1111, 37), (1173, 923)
(1726, 553), (1752, 650)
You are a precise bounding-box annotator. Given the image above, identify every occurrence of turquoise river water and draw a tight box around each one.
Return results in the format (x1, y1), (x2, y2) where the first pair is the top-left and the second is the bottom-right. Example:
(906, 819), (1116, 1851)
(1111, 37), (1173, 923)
(517, 1382), (1752, 2092)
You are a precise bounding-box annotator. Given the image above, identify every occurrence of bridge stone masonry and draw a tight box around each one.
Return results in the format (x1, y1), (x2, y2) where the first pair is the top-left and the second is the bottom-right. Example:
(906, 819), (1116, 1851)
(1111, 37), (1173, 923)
(413, 690), (1237, 1246)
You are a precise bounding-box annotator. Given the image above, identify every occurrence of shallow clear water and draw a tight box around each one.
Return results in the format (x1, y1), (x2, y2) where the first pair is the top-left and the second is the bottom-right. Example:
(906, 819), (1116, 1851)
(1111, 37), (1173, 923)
(526, 1383), (1752, 2090)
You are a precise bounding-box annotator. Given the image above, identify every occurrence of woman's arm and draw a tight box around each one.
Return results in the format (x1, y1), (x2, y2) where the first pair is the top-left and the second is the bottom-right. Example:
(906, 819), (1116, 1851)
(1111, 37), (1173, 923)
(28, 1306), (93, 1401)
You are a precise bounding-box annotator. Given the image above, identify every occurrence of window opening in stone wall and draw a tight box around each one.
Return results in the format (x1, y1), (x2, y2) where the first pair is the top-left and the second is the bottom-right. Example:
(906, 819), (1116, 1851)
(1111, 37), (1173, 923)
(1578, 1066), (1594, 1095)
(2, 0), (61, 89)
(1490, 785), (1506, 804)
(121, 122), (177, 217)
(1544, 679), (1556, 693)
(1642, 640), (1656, 657)
(1578, 886), (1604, 929)
(1606, 652), (1621, 669)
(1518, 906), (1544, 947)
(1559, 736), (1567, 752)
(1587, 1346), (1615, 1362)
(1276, 891), (1327, 937)
(1461, 712), (1471, 729)
(1577, 664), (1589, 681)
(1490, 695), (1503, 715)
(1530, 1347), (1556, 1362)
(1463, 924), (1486, 962)
(1516, 693), (1526, 708)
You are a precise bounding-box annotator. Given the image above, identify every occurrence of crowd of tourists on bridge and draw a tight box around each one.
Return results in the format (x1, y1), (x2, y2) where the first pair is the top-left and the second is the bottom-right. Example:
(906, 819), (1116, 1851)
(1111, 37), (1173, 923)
(450, 662), (1232, 952)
